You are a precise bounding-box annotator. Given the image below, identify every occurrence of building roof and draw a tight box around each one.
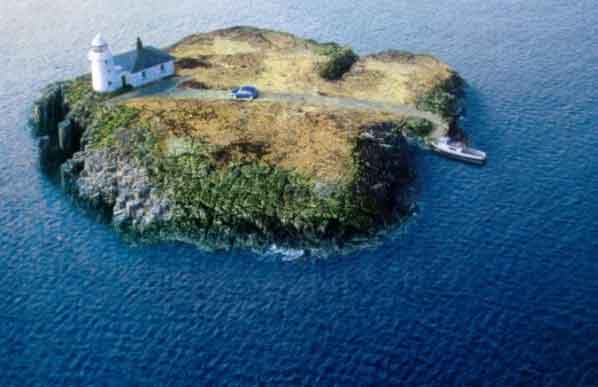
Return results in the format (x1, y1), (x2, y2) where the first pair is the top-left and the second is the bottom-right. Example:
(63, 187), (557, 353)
(113, 45), (175, 74)
(91, 33), (108, 47)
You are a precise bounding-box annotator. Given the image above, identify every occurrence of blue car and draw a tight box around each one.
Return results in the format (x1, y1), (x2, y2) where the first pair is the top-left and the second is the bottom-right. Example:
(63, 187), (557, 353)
(231, 85), (259, 100)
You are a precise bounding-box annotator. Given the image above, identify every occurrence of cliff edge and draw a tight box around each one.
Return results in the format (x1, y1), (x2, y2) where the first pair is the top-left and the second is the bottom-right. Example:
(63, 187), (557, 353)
(32, 27), (464, 251)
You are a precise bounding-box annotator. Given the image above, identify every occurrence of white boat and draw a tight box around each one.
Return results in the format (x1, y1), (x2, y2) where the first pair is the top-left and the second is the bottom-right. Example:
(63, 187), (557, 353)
(429, 136), (487, 165)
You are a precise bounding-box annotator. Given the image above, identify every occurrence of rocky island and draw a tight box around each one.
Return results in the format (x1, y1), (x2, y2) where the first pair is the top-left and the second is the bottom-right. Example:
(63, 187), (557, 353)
(32, 27), (464, 251)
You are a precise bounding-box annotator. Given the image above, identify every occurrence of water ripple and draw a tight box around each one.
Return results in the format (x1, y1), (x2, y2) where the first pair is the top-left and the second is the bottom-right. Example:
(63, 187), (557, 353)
(1, 0), (598, 385)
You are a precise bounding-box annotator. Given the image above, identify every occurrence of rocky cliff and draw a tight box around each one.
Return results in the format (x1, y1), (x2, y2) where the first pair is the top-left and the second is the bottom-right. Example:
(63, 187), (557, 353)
(32, 27), (464, 251)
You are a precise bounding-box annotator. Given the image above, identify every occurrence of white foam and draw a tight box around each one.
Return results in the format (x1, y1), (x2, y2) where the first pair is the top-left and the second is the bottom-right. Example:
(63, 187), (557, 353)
(267, 244), (307, 261)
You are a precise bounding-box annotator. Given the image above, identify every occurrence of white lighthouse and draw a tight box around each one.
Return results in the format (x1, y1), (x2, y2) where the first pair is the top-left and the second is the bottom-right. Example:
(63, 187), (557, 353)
(88, 34), (116, 93)
(87, 34), (176, 94)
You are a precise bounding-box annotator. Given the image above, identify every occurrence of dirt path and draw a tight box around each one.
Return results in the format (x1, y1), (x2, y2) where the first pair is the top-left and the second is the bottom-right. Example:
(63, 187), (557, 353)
(111, 78), (450, 138)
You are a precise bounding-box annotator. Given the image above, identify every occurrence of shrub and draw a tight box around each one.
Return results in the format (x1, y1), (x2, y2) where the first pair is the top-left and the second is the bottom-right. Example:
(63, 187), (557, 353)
(404, 117), (434, 137)
(317, 44), (359, 81)
(415, 73), (464, 120)
(415, 88), (457, 120)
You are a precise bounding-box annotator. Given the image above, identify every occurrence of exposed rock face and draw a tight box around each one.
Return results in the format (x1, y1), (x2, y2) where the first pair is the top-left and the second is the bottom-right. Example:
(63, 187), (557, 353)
(32, 83), (66, 137)
(61, 149), (173, 233)
(353, 123), (413, 224)
(30, 27), (465, 251)
(32, 82), (87, 165)
(53, 116), (412, 250)
(32, 85), (418, 250)
(58, 119), (76, 153)
(32, 84), (69, 166)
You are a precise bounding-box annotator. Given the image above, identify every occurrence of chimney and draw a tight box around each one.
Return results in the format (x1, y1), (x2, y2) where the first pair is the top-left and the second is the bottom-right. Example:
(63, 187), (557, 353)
(136, 37), (143, 51)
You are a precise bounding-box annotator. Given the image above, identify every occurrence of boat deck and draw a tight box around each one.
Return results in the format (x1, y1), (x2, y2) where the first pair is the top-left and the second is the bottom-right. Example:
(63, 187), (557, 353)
(428, 136), (487, 165)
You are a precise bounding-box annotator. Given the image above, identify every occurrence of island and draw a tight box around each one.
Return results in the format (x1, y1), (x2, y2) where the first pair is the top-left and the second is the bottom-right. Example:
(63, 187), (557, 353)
(31, 27), (464, 251)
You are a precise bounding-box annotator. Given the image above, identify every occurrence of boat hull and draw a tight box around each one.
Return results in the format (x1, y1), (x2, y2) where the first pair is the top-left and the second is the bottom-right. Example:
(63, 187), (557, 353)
(431, 147), (487, 164)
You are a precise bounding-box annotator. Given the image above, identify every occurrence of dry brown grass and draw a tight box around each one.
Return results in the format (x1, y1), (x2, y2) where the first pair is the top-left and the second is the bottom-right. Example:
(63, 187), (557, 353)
(134, 28), (454, 183)
(125, 98), (404, 183)
(170, 27), (454, 105)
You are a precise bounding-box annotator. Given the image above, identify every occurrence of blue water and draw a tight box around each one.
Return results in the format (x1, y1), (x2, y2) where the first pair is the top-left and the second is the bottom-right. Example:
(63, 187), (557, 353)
(2, 1), (598, 385)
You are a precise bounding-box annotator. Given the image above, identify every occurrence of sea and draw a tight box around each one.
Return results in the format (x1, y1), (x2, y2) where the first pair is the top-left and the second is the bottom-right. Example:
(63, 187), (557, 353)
(1, 0), (597, 385)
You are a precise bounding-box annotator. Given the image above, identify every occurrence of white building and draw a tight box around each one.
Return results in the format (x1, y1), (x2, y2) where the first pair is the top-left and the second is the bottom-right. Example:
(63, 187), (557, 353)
(88, 34), (175, 93)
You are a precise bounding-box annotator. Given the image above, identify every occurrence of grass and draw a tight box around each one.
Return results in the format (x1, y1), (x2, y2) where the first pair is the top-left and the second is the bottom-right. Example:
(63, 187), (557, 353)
(87, 105), (142, 149)
(169, 27), (458, 106)
(50, 26), (446, 246)
(145, 140), (373, 244)
(112, 97), (412, 243)
(125, 98), (405, 184)
(63, 75), (133, 107)
(72, 103), (381, 243)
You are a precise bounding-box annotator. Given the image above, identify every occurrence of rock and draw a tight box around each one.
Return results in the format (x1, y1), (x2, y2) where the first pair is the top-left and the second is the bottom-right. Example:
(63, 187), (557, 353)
(61, 148), (174, 233)
(60, 153), (84, 192)
(58, 119), (73, 153)
(32, 83), (66, 137)
(352, 123), (413, 223)
(31, 27), (463, 250)
(37, 136), (53, 165)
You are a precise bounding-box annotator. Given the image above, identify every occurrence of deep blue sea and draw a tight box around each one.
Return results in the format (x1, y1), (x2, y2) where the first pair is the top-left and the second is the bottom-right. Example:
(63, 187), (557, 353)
(1, 1), (598, 385)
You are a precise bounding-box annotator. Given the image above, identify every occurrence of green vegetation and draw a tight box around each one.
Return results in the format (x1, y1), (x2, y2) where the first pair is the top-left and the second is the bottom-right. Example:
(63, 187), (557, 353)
(63, 75), (132, 107)
(64, 87), (417, 246)
(74, 102), (387, 245)
(404, 117), (434, 137)
(415, 73), (464, 120)
(59, 76), (142, 149)
(56, 77), (406, 245)
(63, 76), (95, 107)
(317, 44), (359, 81)
(415, 86), (457, 120)
(146, 142), (371, 245)
(385, 117), (434, 139)
(87, 106), (141, 149)
(39, 26), (425, 248)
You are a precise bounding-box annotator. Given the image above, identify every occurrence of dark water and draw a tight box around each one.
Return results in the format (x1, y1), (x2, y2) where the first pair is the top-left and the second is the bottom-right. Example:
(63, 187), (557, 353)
(2, 1), (598, 385)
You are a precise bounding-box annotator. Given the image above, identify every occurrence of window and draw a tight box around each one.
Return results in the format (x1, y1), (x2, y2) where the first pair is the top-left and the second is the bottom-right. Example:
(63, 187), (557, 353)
(105, 60), (108, 64)
(160, 64), (165, 72)
(142, 71), (147, 79)
(108, 81), (112, 86)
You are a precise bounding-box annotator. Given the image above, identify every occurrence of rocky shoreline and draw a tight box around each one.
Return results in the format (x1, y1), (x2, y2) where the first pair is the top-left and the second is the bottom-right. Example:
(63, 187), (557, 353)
(33, 79), (176, 235)
(31, 27), (464, 252)
(31, 80), (415, 251)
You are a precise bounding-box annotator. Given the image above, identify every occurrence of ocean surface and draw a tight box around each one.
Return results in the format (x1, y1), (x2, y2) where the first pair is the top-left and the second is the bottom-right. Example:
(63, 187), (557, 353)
(1, 1), (598, 385)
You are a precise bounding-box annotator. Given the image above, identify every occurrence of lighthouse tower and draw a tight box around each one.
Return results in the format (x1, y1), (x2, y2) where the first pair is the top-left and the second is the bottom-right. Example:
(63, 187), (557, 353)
(88, 34), (116, 93)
